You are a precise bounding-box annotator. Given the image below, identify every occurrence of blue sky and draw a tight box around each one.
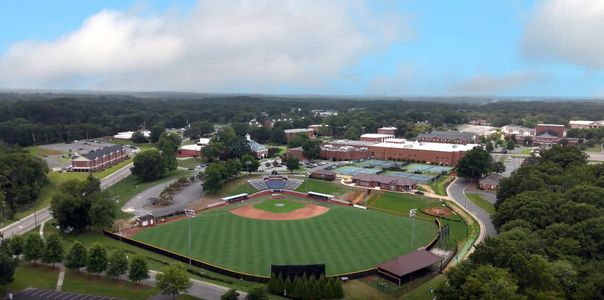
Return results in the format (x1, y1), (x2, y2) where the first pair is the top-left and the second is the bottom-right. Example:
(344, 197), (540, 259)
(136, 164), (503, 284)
(0, 0), (602, 97)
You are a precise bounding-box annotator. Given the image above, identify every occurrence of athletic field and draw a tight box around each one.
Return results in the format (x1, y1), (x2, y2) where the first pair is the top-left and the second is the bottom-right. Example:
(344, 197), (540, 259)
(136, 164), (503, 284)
(133, 197), (437, 276)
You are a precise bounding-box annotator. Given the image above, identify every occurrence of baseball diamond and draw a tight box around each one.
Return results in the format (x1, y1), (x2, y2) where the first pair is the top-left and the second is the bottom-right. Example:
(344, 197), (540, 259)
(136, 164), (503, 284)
(132, 195), (438, 276)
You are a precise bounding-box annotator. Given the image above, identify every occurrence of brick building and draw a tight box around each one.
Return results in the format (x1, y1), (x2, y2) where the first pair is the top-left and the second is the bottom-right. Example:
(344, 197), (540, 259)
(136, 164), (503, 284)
(360, 133), (395, 143)
(377, 126), (397, 136)
(352, 173), (417, 191)
(417, 131), (477, 145)
(479, 173), (503, 191)
(71, 145), (127, 172)
(534, 124), (565, 145)
(569, 120), (604, 129)
(284, 128), (315, 142)
(369, 141), (477, 166)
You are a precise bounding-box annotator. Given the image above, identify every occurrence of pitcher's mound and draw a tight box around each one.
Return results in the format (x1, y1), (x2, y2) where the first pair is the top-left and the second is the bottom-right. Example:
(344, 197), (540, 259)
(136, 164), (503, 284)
(231, 203), (329, 220)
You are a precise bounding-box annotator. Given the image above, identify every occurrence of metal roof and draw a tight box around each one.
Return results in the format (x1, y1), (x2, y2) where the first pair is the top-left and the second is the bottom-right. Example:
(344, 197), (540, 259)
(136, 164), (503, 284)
(378, 250), (442, 277)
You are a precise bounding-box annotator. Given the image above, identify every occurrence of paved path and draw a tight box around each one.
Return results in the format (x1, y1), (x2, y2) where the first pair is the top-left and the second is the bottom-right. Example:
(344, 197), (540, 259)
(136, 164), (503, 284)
(448, 178), (497, 237)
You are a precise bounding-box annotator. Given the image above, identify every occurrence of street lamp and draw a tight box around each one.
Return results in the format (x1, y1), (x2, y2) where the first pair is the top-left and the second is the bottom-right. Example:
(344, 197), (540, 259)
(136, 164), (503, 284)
(409, 208), (417, 249)
(245, 161), (252, 174)
(185, 209), (196, 267)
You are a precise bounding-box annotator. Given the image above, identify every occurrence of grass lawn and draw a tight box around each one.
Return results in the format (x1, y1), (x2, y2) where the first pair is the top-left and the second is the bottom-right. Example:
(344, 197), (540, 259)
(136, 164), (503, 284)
(367, 191), (439, 218)
(295, 178), (349, 196)
(62, 271), (158, 300)
(93, 158), (133, 178)
(133, 198), (437, 276)
(521, 148), (532, 155)
(429, 176), (453, 196)
(177, 158), (203, 169)
(585, 144), (602, 153)
(26, 146), (65, 156)
(4, 263), (59, 293)
(104, 170), (191, 219)
(466, 193), (496, 215)
(205, 175), (259, 199)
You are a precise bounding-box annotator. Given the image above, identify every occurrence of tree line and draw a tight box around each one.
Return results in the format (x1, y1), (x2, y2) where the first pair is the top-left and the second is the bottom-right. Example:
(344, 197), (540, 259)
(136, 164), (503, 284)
(437, 146), (604, 299)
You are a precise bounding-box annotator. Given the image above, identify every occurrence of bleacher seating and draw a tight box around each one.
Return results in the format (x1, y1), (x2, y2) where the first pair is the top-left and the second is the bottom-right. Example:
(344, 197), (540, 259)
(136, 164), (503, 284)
(247, 177), (304, 191)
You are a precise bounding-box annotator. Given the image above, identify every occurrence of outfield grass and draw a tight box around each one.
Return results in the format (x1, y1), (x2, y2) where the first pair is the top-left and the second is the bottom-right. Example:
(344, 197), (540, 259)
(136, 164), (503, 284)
(295, 178), (349, 196)
(133, 198), (437, 276)
(104, 170), (191, 219)
(253, 198), (305, 213)
(466, 193), (496, 215)
(429, 176), (452, 196)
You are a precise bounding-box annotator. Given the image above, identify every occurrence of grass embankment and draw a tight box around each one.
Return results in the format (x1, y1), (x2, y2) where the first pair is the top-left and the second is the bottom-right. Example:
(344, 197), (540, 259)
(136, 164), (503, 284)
(295, 178), (349, 196)
(177, 158), (203, 169)
(466, 193), (496, 215)
(429, 175), (453, 196)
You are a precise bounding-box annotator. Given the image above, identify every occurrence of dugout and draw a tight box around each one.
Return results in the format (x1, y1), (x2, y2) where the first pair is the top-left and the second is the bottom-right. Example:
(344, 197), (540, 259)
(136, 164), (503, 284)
(221, 193), (249, 203)
(377, 250), (442, 286)
(307, 191), (334, 201)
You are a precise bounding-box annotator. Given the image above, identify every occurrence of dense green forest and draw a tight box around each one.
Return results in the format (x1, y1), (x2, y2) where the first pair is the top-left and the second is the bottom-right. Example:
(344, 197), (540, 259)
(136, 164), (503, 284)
(437, 146), (604, 299)
(3, 94), (604, 146)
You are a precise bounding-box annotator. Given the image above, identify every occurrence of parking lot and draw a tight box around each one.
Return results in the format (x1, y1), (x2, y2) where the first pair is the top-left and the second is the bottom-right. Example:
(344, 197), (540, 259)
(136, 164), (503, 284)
(31, 139), (136, 170)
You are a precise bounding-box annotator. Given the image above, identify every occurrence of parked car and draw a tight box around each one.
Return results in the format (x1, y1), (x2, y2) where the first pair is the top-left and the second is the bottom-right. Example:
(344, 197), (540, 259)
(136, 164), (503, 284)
(414, 191), (425, 195)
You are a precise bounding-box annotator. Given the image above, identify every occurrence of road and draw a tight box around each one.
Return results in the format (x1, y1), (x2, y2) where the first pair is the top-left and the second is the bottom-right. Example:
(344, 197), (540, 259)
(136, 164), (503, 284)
(1, 163), (132, 237)
(145, 271), (246, 300)
(447, 177), (497, 237)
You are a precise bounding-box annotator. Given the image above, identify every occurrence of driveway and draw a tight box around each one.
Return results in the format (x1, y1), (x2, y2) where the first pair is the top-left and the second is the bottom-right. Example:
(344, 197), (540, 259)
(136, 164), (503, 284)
(448, 178), (497, 237)
(121, 179), (203, 217)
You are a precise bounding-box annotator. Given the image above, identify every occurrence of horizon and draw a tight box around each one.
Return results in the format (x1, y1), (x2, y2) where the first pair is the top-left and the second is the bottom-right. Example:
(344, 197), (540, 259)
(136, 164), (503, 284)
(1, 0), (603, 98)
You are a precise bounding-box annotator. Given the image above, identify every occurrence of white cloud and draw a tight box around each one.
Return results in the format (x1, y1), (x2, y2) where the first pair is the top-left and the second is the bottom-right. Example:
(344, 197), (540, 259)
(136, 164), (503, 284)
(0, 0), (410, 92)
(449, 72), (546, 95)
(367, 64), (413, 96)
(521, 0), (604, 69)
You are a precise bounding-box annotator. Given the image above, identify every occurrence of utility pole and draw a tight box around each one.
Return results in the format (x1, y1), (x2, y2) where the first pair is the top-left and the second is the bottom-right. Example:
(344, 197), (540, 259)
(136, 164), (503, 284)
(185, 209), (196, 266)
(409, 208), (417, 249)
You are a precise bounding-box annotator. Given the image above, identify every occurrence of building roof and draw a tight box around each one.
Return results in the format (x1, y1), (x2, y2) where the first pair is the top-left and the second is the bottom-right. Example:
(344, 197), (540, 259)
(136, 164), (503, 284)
(569, 120), (602, 125)
(536, 132), (560, 138)
(352, 173), (417, 186)
(537, 123), (565, 127)
(136, 214), (154, 221)
(113, 130), (151, 139)
(326, 139), (376, 147)
(180, 144), (203, 152)
(379, 126), (397, 130)
(248, 140), (268, 152)
(81, 145), (124, 160)
(480, 173), (503, 185)
(417, 131), (476, 141)
(284, 128), (314, 133)
(370, 141), (479, 152)
(378, 250), (442, 277)
(360, 133), (395, 138)
(198, 138), (211, 145)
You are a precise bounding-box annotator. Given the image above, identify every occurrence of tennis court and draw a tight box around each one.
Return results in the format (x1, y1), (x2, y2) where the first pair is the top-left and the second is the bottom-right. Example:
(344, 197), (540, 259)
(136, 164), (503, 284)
(334, 166), (381, 176)
(383, 171), (436, 183)
(359, 159), (398, 168)
(404, 164), (453, 174)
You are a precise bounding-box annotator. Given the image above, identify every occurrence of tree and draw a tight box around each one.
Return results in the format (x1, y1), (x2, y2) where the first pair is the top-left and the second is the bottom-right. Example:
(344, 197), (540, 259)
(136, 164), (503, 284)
(224, 159), (242, 178)
(506, 139), (516, 150)
(302, 139), (322, 160)
(285, 156), (300, 173)
(246, 286), (268, 300)
(157, 132), (181, 172)
(107, 250), (128, 278)
(132, 149), (164, 181)
(156, 265), (192, 300)
(131, 131), (147, 143)
(8, 235), (24, 257)
(42, 234), (64, 266)
(240, 154), (259, 173)
(150, 124), (164, 143)
(23, 234), (44, 263)
(128, 255), (149, 283)
(461, 264), (522, 300)
(0, 250), (16, 286)
(486, 141), (494, 152)
(65, 241), (87, 271)
(203, 163), (228, 192)
(0, 151), (48, 216)
(87, 243), (108, 275)
(456, 146), (497, 179)
(89, 194), (116, 229)
(221, 289), (239, 300)
(288, 133), (310, 148)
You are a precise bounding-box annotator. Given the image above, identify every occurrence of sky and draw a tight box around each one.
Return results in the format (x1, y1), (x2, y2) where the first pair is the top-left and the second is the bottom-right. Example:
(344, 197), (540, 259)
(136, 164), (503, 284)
(0, 0), (603, 97)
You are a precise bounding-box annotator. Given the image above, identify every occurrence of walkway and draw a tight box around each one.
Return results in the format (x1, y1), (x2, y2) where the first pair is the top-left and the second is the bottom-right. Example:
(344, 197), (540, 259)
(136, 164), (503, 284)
(447, 177), (496, 237)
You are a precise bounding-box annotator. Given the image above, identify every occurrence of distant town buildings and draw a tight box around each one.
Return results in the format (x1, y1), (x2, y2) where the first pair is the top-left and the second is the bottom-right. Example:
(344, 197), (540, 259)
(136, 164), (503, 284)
(377, 126), (397, 136)
(113, 130), (151, 140)
(369, 140), (477, 166)
(569, 120), (604, 129)
(468, 119), (489, 126)
(71, 145), (127, 172)
(417, 131), (477, 145)
(360, 133), (395, 143)
(534, 124), (566, 145)
(284, 128), (315, 142)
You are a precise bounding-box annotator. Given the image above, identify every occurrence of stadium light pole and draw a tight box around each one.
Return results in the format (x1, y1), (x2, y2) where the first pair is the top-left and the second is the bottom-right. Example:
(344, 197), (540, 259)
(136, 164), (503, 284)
(186, 209), (196, 267)
(409, 208), (417, 249)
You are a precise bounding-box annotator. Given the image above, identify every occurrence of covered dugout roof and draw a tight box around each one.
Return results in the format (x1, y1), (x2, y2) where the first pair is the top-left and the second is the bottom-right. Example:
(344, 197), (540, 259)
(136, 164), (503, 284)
(378, 250), (442, 277)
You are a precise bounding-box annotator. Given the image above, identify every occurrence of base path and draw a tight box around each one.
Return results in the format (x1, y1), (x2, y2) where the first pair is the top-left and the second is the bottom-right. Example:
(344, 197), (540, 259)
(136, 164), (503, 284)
(230, 203), (329, 220)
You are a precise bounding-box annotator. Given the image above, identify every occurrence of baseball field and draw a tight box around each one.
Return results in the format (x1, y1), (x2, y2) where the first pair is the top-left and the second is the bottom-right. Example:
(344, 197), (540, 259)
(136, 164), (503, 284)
(133, 195), (438, 276)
